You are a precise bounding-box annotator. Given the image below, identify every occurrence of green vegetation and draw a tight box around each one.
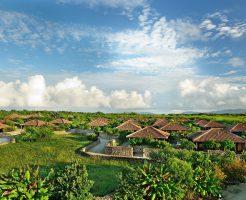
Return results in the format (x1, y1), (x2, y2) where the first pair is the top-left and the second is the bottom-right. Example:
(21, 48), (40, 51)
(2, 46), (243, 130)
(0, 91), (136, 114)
(0, 110), (246, 198)
(0, 133), (127, 196)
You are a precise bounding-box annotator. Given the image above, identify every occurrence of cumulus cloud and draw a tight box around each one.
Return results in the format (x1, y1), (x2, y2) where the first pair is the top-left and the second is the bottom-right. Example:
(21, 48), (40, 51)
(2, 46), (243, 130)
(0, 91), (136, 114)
(0, 75), (151, 109)
(228, 57), (245, 67)
(179, 77), (246, 109)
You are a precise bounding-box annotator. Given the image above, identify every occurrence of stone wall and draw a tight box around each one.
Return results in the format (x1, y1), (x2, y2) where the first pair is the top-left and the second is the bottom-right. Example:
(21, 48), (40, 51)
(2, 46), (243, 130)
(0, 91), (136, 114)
(105, 145), (133, 157)
(143, 147), (161, 158)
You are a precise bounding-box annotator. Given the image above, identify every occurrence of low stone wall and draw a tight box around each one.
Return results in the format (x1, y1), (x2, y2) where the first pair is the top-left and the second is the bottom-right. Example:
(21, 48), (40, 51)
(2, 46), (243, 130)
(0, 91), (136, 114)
(143, 147), (161, 158)
(78, 148), (147, 163)
(105, 145), (133, 157)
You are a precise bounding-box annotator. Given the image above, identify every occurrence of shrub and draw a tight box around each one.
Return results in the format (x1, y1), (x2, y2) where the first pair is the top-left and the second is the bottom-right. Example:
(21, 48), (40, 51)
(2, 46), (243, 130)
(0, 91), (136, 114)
(241, 150), (246, 162)
(114, 163), (187, 200)
(0, 166), (51, 199)
(51, 160), (94, 200)
(180, 139), (196, 150)
(3, 126), (16, 132)
(220, 140), (235, 151)
(87, 133), (98, 141)
(18, 126), (54, 142)
(223, 159), (246, 183)
(204, 140), (221, 150)
(118, 130), (130, 144)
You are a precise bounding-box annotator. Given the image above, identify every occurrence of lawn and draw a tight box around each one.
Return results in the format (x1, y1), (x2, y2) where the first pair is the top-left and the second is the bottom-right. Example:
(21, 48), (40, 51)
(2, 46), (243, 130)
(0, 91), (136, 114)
(0, 133), (127, 196)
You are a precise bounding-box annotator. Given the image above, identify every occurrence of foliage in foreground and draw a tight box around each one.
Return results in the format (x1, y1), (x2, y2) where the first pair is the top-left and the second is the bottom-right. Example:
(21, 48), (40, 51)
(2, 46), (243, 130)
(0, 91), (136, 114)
(0, 161), (94, 200)
(0, 166), (50, 200)
(114, 160), (223, 200)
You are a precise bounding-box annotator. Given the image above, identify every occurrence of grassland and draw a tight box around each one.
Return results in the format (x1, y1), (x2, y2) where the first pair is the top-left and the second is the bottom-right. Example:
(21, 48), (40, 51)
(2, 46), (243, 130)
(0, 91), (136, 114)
(0, 133), (127, 196)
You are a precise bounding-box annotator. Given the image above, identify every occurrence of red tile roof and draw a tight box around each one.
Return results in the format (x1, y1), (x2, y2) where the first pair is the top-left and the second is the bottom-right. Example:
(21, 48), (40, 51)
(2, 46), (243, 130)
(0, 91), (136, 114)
(196, 119), (209, 126)
(0, 119), (16, 124)
(127, 126), (170, 139)
(89, 118), (109, 127)
(23, 114), (43, 119)
(191, 128), (246, 143)
(160, 122), (189, 131)
(152, 119), (168, 128)
(116, 120), (142, 131)
(229, 123), (246, 133)
(50, 119), (72, 124)
(203, 121), (224, 128)
(4, 113), (25, 119)
(0, 123), (10, 129)
(21, 120), (48, 127)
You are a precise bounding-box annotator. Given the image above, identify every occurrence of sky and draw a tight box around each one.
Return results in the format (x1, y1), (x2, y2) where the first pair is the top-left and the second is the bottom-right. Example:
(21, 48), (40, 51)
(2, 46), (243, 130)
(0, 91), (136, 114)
(0, 0), (246, 113)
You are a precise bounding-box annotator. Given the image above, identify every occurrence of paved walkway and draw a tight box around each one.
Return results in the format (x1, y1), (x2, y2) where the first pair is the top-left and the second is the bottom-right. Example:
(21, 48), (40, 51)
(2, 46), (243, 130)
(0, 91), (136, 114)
(222, 183), (246, 200)
(89, 137), (110, 154)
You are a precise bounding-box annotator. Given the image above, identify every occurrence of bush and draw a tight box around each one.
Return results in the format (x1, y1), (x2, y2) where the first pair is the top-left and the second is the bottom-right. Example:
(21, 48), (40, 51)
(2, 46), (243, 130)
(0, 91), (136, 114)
(87, 133), (98, 141)
(220, 140), (235, 151)
(0, 166), (51, 199)
(51, 160), (94, 200)
(3, 126), (16, 132)
(241, 150), (246, 162)
(204, 140), (221, 150)
(129, 138), (171, 149)
(118, 130), (130, 144)
(223, 159), (246, 183)
(18, 126), (54, 142)
(180, 139), (196, 150)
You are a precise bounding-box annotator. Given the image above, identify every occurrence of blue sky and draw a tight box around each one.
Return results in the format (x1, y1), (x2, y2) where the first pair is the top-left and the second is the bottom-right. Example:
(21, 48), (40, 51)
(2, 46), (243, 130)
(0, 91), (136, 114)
(0, 0), (246, 113)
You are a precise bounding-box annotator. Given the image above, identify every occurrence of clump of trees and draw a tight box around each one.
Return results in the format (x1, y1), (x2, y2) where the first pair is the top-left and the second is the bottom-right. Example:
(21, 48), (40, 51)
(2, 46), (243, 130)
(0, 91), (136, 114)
(17, 126), (54, 142)
(0, 160), (94, 200)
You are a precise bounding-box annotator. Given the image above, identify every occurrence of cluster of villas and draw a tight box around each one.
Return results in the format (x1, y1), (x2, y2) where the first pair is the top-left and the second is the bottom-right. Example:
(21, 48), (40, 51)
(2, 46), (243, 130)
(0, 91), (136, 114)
(88, 117), (246, 154)
(0, 113), (72, 132)
(0, 113), (246, 154)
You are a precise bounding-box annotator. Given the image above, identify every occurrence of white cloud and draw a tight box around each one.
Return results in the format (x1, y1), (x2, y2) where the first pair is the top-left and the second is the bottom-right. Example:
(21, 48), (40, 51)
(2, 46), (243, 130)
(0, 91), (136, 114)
(228, 57), (245, 67)
(0, 75), (151, 110)
(179, 77), (246, 110)
(0, 10), (106, 53)
(58, 0), (146, 9)
(99, 8), (204, 72)
(200, 11), (246, 39)
(222, 70), (237, 75)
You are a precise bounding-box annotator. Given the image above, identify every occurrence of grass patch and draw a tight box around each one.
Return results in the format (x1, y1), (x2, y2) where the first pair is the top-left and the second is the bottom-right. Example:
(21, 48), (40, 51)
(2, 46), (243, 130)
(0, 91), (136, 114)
(0, 133), (128, 196)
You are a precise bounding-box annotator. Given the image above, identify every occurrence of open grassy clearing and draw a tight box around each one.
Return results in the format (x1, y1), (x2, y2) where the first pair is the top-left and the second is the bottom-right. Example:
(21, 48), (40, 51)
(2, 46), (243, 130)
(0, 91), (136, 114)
(0, 133), (128, 196)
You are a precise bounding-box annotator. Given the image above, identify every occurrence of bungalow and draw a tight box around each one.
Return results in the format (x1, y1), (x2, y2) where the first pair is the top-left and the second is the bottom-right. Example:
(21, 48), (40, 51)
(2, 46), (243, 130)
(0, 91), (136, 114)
(160, 122), (189, 132)
(0, 123), (10, 132)
(50, 118), (72, 125)
(21, 119), (48, 127)
(4, 113), (25, 119)
(152, 119), (168, 128)
(88, 117), (109, 128)
(126, 126), (170, 140)
(229, 123), (246, 134)
(202, 121), (225, 129)
(190, 128), (246, 153)
(195, 119), (209, 127)
(23, 114), (43, 119)
(0, 119), (16, 124)
(116, 120), (142, 131)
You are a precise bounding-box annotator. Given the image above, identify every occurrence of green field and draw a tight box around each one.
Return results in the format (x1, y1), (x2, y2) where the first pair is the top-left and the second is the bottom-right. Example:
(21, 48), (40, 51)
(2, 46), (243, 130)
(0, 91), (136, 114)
(0, 133), (127, 196)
